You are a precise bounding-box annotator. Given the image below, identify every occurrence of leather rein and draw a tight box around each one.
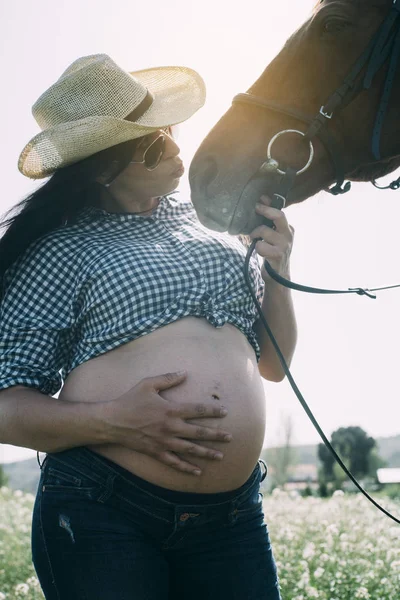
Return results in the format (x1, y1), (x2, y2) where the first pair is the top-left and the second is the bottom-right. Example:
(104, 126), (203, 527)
(235, 1), (400, 524)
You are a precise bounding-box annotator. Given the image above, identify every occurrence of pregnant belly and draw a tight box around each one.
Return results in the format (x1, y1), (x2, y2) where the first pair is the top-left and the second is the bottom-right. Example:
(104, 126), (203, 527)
(60, 317), (266, 493)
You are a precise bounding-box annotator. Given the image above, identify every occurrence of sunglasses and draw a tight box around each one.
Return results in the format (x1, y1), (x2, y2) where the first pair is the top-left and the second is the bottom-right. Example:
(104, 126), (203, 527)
(130, 128), (173, 171)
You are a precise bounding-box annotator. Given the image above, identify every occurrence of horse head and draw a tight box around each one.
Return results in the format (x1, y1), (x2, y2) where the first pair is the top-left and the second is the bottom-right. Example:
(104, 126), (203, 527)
(189, 0), (400, 234)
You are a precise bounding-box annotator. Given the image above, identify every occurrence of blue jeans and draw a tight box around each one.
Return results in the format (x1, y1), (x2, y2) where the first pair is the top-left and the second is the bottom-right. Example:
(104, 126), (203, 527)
(32, 447), (281, 599)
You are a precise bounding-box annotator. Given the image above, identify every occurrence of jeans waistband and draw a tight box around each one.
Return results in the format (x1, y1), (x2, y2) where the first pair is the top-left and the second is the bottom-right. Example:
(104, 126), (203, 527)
(43, 446), (264, 507)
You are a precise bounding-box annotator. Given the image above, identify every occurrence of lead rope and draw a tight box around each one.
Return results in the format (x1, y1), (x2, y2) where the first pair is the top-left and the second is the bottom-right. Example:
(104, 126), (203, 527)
(244, 243), (400, 524)
(261, 263), (400, 298)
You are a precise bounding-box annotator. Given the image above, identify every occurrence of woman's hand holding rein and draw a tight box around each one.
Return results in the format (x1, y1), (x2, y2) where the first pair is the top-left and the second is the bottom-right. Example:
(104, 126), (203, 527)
(98, 371), (232, 476)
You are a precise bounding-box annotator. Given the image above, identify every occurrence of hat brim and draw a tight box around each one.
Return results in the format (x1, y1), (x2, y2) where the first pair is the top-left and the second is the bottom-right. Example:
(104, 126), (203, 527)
(18, 65), (206, 179)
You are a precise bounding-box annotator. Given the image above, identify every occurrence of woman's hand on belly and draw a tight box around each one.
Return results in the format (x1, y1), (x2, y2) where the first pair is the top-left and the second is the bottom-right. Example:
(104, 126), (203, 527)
(97, 370), (232, 476)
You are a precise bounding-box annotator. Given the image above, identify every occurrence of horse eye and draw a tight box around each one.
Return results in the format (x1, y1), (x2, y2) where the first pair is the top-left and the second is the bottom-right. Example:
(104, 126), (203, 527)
(322, 20), (349, 35)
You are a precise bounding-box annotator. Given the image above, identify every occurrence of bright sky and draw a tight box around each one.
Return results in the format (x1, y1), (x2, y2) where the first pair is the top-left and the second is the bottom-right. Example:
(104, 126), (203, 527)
(1, 0), (400, 464)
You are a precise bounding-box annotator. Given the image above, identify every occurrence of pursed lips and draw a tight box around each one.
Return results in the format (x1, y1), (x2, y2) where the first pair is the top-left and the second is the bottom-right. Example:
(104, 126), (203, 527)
(171, 161), (184, 176)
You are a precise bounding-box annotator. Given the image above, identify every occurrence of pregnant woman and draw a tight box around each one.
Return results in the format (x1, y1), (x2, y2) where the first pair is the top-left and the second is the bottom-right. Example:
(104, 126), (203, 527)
(0, 54), (297, 599)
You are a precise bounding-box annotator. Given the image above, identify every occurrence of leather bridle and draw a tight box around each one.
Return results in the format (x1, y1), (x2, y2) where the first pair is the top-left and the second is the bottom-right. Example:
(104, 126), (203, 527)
(235, 0), (400, 524)
(233, 0), (400, 199)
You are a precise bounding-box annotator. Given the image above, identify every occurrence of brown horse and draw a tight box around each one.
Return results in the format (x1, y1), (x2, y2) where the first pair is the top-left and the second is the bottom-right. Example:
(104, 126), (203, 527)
(189, 0), (400, 234)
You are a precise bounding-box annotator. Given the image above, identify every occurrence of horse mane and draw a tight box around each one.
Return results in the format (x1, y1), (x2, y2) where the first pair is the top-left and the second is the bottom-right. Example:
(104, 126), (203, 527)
(314, 0), (393, 11)
(349, 155), (400, 182)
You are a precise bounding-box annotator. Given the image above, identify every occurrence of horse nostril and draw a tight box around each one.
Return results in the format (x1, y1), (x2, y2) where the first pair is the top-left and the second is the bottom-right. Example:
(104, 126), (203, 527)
(191, 156), (219, 190)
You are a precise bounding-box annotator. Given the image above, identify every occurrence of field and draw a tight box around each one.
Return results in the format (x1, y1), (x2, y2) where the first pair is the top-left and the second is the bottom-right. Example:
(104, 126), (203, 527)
(0, 486), (399, 599)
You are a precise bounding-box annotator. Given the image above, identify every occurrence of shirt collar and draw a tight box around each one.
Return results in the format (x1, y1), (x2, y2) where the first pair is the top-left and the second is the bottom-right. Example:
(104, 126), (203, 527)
(76, 195), (177, 223)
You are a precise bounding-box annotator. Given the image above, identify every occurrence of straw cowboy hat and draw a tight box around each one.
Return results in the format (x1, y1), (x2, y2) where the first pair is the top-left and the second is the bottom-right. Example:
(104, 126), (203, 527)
(18, 54), (206, 179)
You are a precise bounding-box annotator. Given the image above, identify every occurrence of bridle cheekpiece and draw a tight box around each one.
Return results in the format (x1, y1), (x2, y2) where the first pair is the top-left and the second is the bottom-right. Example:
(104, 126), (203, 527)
(233, 0), (400, 202)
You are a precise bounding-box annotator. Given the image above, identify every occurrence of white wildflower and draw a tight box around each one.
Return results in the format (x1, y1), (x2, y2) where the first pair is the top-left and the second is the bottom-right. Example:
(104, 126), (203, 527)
(302, 542), (316, 559)
(376, 536), (388, 547)
(14, 583), (29, 595)
(389, 526), (400, 539)
(320, 553), (330, 562)
(365, 542), (374, 552)
(298, 570), (310, 589)
(355, 587), (370, 599)
(314, 567), (324, 578)
(340, 541), (349, 551)
(387, 548), (400, 561)
(26, 577), (40, 589)
(326, 523), (339, 535)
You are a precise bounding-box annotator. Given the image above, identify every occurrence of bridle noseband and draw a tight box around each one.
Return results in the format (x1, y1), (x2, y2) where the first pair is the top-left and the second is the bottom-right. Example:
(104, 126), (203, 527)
(233, 0), (400, 200)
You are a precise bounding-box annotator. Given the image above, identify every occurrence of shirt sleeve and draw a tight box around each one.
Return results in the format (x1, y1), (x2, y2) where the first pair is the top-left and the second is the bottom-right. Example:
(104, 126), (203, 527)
(255, 266), (265, 305)
(0, 234), (77, 396)
(238, 234), (265, 305)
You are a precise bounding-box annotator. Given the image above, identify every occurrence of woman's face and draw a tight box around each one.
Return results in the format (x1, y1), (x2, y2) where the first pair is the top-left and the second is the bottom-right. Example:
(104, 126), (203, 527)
(113, 128), (184, 199)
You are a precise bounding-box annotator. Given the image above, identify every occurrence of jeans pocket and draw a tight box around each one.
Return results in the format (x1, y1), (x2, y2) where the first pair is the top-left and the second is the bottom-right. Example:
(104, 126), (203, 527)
(42, 461), (99, 497)
(235, 492), (264, 516)
(230, 478), (264, 525)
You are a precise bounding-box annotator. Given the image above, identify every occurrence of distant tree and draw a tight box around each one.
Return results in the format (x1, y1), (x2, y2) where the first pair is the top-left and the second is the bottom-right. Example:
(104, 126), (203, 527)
(302, 484), (313, 497)
(367, 448), (387, 478)
(0, 464), (9, 488)
(332, 460), (350, 490)
(266, 414), (298, 489)
(387, 451), (400, 468)
(318, 426), (377, 487)
(318, 468), (329, 497)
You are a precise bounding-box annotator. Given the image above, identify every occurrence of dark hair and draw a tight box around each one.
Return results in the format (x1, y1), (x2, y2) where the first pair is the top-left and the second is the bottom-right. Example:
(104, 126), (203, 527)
(0, 138), (141, 297)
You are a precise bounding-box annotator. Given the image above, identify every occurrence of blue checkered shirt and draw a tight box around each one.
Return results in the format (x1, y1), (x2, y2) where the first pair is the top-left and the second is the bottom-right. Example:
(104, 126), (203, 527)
(0, 194), (264, 396)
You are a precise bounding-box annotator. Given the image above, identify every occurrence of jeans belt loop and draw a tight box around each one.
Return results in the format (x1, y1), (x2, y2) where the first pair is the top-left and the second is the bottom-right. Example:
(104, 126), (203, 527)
(259, 459), (268, 482)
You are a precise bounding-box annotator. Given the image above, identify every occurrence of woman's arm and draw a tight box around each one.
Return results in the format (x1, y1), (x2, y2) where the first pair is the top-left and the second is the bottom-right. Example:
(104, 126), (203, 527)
(254, 279), (297, 381)
(250, 195), (298, 382)
(0, 385), (109, 452)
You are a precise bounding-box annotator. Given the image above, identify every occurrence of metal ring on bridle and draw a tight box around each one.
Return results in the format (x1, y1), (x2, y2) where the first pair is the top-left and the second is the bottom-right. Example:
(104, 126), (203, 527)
(267, 129), (315, 176)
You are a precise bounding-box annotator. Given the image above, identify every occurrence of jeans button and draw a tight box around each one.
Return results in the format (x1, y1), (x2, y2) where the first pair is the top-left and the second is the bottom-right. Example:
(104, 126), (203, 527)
(179, 513), (190, 522)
